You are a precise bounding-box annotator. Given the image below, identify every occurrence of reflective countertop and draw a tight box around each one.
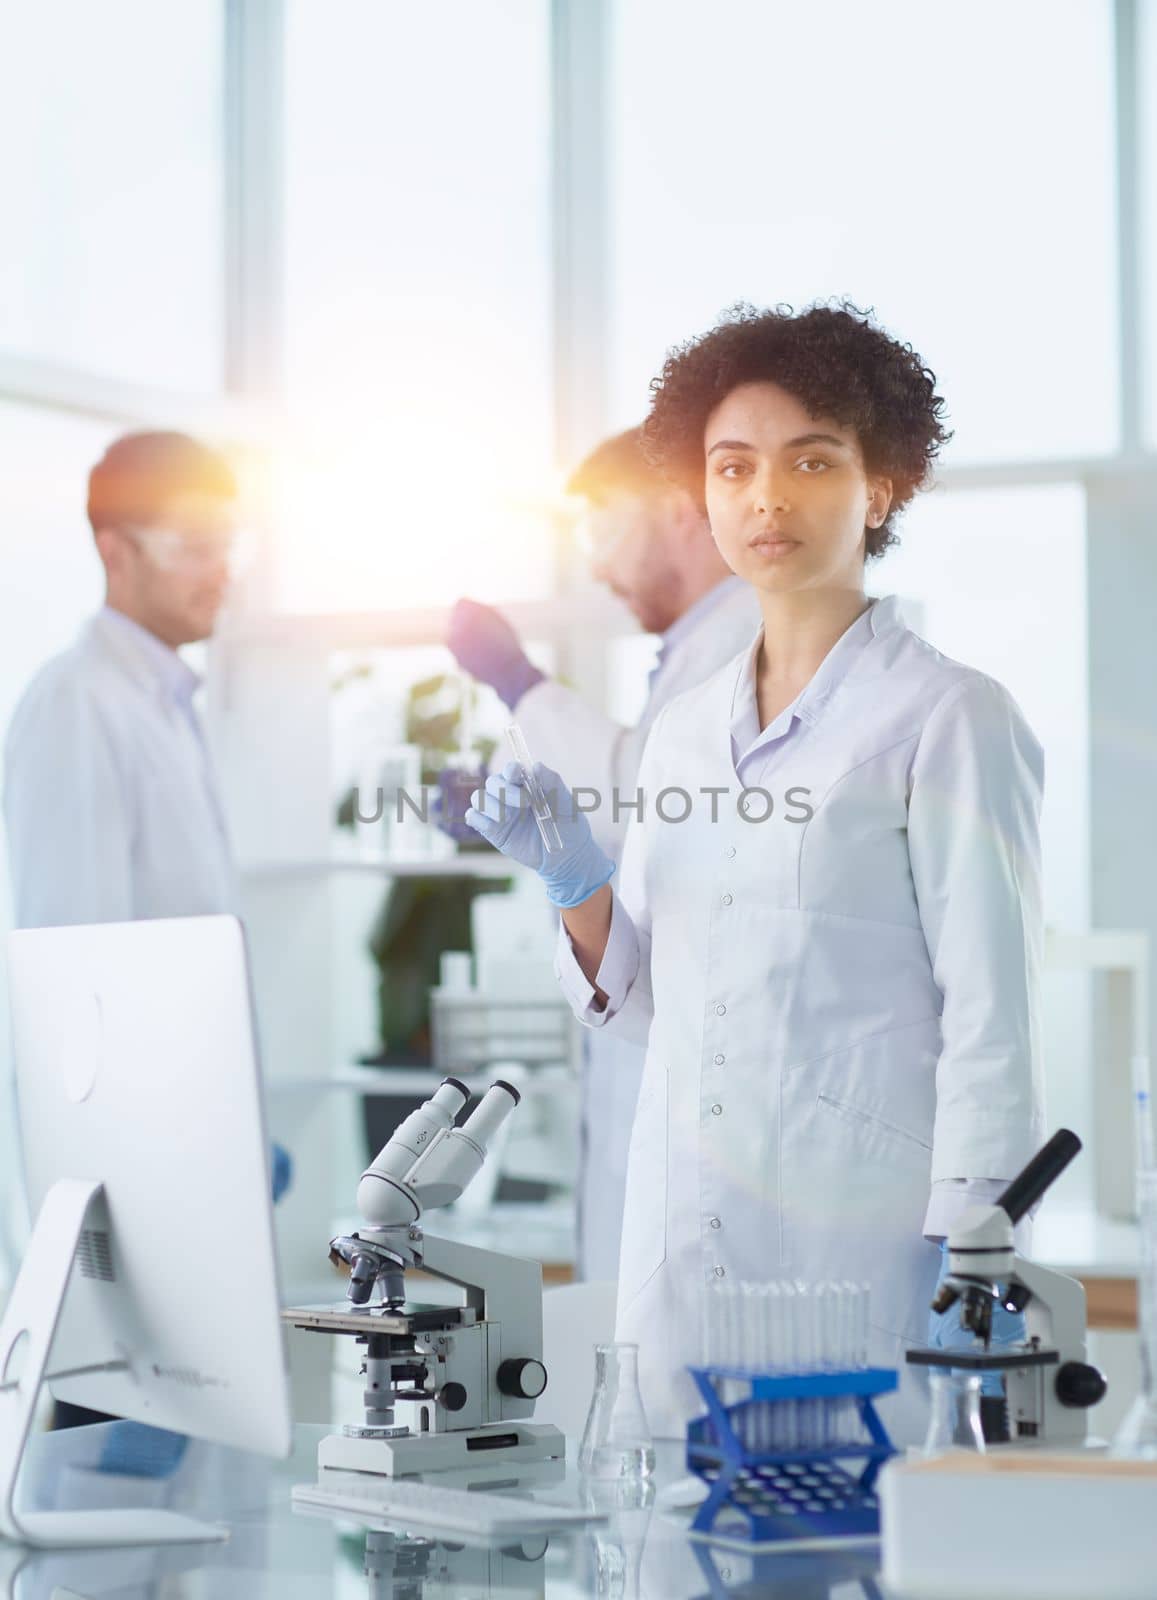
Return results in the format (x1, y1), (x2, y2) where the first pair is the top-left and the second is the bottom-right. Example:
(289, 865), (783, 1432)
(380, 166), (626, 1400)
(0, 1423), (889, 1598)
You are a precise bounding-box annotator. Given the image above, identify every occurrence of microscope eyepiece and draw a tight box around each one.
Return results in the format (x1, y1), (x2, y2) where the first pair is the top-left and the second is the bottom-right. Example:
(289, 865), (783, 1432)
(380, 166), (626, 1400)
(492, 1079), (522, 1107)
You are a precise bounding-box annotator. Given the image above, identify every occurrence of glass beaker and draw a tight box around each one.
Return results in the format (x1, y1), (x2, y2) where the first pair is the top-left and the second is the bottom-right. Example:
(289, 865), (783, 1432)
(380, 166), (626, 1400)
(578, 1344), (655, 1481)
(922, 1371), (986, 1454)
(1112, 1168), (1157, 1457)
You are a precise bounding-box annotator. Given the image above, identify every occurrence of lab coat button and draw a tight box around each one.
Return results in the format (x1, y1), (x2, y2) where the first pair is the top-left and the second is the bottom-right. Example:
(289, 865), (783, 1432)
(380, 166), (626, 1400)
(721, 893), (733, 906)
(715, 1003), (726, 1016)
(709, 1216), (722, 1230)
(711, 1103), (723, 1116)
(714, 1053), (725, 1065)
(713, 1265), (726, 1278)
(725, 845), (736, 858)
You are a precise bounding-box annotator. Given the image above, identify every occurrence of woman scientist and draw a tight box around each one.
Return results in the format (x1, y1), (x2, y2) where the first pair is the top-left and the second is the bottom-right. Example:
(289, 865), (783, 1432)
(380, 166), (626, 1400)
(467, 303), (1044, 1442)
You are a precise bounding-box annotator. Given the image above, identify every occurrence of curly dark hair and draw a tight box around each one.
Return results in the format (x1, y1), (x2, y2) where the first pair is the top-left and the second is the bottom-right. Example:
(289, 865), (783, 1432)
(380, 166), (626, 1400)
(643, 300), (951, 559)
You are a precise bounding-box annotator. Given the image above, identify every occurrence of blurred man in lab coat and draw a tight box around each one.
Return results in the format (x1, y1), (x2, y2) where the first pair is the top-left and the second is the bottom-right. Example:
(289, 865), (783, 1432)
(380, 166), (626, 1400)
(3, 431), (291, 1431)
(4, 432), (241, 929)
(448, 426), (760, 1280)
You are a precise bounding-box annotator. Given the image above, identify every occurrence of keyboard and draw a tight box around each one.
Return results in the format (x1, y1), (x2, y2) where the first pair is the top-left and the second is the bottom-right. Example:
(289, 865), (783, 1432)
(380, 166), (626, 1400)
(292, 1477), (605, 1536)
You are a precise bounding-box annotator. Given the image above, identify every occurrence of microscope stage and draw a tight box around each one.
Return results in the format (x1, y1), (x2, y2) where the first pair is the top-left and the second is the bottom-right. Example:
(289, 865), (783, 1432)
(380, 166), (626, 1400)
(906, 1347), (1059, 1371)
(282, 1303), (473, 1337)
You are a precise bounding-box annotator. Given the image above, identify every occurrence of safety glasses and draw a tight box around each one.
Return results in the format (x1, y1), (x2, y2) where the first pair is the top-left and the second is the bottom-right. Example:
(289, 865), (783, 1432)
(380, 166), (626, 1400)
(119, 525), (256, 579)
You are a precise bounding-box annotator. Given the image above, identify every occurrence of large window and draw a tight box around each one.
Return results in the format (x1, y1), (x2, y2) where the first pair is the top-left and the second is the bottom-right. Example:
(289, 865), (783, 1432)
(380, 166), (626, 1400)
(0, 402), (111, 740)
(278, 0), (555, 612)
(0, 2), (225, 393)
(873, 481), (1089, 927)
(1142, 0), (1157, 447)
(874, 481), (1091, 1168)
(609, 0), (1118, 465)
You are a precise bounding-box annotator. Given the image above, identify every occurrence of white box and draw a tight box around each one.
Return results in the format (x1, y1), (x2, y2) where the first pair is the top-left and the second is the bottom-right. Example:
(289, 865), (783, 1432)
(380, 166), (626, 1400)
(881, 1450), (1157, 1600)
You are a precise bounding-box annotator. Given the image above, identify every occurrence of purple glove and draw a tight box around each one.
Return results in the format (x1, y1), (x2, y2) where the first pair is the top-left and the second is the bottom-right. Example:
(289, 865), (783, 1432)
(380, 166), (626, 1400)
(447, 598), (545, 711)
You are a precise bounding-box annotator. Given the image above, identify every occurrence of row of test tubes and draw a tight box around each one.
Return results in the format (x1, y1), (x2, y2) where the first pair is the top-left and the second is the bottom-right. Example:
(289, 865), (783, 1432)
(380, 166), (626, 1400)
(702, 1280), (872, 1453)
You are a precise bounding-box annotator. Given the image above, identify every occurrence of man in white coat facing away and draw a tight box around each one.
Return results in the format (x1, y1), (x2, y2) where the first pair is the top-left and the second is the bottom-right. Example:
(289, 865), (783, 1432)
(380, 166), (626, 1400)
(4, 432), (241, 930)
(448, 426), (761, 1281)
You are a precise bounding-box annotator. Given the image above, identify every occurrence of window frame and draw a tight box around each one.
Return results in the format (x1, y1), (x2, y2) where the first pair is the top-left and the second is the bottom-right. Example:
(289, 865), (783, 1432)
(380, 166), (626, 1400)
(0, 0), (1152, 647)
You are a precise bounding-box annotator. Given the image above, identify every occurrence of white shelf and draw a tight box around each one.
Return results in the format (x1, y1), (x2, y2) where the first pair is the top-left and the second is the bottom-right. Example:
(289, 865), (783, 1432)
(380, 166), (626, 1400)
(218, 594), (635, 651)
(1034, 1208), (1141, 1279)
(329, 1203), (575, 1268)
(269, 1063), (569, 1099)
(240, 851), (519, 880)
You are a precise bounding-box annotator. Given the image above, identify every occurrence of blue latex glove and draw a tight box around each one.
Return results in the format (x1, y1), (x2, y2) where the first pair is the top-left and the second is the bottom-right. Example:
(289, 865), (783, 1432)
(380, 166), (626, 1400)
(447, 598), (545, 710)
(272, 1141), (293, 1204)
(928, 1240), (1026, 1396)
(465, 760), (614, 909)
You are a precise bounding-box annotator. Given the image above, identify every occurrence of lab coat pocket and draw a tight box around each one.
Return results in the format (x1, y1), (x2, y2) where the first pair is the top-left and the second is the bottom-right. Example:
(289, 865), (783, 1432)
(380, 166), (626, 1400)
(618, 1064), (668, 1311)
(813, 1093), (933, 1159)
(779, 1031), (938, 1346)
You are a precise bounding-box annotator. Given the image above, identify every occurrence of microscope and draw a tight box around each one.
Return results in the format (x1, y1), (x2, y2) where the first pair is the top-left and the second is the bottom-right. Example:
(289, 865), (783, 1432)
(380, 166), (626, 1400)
(906, 1129), (1107, 1445)
(360, 1527), (547, 1600)
(285, 1077), (564, 1475)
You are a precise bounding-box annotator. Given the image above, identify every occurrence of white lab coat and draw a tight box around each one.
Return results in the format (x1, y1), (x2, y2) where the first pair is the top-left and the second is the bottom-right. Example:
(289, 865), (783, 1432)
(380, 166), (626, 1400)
(557, 596), (1045, 1442)
(3, 610), (238, 928)
(515, 579), (762, 1279)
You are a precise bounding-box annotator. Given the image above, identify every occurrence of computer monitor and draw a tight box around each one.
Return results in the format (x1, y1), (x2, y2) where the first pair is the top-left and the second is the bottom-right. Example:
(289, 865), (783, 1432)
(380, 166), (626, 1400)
(0, 915), (291, 1548)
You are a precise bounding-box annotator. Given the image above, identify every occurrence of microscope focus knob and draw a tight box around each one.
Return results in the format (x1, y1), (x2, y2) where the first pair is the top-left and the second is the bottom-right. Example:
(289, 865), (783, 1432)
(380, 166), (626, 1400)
(438, 1382), (468, 1412)
(1055, 1361), (1108, 1409)
(497, 1358), (548, 1400)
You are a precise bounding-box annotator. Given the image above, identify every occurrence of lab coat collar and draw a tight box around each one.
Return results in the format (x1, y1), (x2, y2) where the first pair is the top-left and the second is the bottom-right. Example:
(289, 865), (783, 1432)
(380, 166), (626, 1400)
(800, 591), (906, 720)
(730, 593), (903, 755)
(869, 592), (904, 638)
(92, 607), (201, 709)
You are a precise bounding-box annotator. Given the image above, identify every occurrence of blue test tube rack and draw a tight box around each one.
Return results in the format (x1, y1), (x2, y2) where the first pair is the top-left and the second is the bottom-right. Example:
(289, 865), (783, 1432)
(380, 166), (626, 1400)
(684, 1365), (899, 1545)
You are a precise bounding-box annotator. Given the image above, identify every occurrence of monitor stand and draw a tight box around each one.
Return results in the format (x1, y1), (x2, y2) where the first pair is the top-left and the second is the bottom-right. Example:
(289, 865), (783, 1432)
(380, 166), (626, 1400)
(0, 1178), (227, 1549)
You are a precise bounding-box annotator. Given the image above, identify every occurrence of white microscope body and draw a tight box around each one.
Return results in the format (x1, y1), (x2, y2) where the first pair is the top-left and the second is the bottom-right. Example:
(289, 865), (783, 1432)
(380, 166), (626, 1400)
(907, 1130), (1107, 1446)
(285, 1078), (564, 1476)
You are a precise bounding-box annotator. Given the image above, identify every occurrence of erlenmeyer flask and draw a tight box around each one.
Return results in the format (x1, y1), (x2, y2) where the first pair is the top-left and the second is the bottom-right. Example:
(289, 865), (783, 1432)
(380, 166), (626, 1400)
(578, 1343), (655, 1480)
(922, 1371), (986, 1454)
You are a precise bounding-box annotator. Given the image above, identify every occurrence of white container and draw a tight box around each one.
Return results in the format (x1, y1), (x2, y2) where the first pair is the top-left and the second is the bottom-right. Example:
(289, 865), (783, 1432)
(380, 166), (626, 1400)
(881, 1450), (1157, 1600)
(429, 991), (573, 1073)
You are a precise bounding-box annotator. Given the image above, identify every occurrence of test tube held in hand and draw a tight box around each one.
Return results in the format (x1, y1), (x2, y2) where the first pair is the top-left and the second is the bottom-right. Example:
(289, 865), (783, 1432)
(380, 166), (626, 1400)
(505, 724), (564, 854)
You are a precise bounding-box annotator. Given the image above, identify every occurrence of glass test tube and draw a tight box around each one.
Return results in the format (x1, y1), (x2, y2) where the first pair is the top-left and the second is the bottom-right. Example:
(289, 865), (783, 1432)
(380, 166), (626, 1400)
(802, 1281), (817, 1451)
(717, 1279), (881, 1455)
(505, 724), (564, 853)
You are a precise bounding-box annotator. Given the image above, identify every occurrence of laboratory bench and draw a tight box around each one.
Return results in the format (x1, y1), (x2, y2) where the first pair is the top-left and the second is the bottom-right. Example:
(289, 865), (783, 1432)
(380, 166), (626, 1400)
(0, 1424), (895, 1599)
(8, 1418), (1152, 1599)
(9, 1410), (1157, 1599)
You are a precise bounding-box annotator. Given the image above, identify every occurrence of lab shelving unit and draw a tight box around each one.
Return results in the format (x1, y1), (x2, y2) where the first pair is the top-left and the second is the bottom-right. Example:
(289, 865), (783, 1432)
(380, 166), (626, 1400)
(204, 601), (626, 1417)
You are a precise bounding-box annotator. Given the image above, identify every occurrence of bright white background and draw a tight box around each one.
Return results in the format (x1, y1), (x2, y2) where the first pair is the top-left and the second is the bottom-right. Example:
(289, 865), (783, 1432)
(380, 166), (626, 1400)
(608, 0), (1119, 466)
(278, 0), (555, 611)
(0, 1), (224, 394)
